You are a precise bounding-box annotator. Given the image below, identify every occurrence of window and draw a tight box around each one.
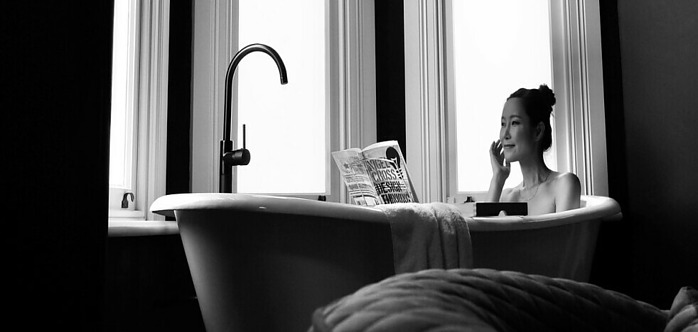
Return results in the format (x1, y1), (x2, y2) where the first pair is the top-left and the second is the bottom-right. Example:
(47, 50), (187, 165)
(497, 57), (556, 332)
(236, 0), (327, 194)
(109, 0), (140, 217)
(451, 0), (556, 194)
(109, 0), (170, 220)
(191, 0), (377, 202)
(404, 0), (608, 202)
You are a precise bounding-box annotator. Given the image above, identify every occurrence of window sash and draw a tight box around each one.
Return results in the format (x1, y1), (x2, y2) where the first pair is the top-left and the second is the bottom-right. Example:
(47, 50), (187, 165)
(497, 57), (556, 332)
(449, 0), (555, 196)
(109, 0), (170, 220)
(108, 0), (140, 212)
(405, 0), (608, 203)
(234, 0), (329, 195)
(191, 0), (377, 203)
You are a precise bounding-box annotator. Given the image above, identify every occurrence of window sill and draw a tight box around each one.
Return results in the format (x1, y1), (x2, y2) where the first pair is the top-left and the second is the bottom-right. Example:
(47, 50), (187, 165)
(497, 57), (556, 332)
(110, 209), (145, 218)
(108, 218), (179, 237)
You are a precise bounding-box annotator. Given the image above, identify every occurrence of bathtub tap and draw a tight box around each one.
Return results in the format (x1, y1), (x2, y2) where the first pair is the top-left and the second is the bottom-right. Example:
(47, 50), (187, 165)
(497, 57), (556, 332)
(220, 43), (288, 193)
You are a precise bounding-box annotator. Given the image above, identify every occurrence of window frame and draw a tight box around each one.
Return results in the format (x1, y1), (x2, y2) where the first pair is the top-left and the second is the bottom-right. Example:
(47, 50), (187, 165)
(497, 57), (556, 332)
(108, 0), (170, 220)
(404, 0), (608, 203)
(109, 0), (140, 217)
(191, 0), (376, 203)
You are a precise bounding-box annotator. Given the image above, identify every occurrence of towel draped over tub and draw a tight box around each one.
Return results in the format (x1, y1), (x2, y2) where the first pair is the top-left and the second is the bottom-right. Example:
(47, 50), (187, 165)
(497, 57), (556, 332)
(376, 202), (473, 274)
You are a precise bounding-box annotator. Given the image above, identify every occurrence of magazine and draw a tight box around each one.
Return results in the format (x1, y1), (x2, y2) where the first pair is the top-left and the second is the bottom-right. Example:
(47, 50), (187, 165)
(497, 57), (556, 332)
(332, 140), (419, 206)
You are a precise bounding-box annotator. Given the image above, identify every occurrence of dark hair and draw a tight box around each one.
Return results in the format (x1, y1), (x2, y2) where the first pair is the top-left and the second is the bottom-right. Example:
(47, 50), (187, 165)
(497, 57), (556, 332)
(507, 84), (556, 151)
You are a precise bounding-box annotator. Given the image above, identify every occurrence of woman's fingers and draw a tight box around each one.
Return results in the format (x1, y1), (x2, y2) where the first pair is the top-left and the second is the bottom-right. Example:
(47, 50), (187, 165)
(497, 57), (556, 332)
(490, 140), (508, 170)
(490, 143), (501, 163)
(491, 140), (503, 156)
(489, 139), (510, 181)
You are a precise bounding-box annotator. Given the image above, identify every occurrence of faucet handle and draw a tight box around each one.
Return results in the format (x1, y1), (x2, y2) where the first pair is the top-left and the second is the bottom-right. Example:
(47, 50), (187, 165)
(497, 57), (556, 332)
(223, 124), (251, 166)
(242, 124), (247, 149)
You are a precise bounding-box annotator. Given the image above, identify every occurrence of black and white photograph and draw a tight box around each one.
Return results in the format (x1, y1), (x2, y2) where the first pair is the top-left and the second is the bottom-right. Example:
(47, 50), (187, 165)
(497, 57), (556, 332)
(4, 1), (696, 331)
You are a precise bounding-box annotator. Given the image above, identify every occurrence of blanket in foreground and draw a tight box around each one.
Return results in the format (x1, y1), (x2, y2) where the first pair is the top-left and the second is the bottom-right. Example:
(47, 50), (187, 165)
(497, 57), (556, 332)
(311, 268), (697, 332)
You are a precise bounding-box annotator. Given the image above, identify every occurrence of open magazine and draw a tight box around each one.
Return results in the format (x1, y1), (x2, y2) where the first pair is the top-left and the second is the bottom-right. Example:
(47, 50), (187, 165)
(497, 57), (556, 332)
(332, 140), (419, 206)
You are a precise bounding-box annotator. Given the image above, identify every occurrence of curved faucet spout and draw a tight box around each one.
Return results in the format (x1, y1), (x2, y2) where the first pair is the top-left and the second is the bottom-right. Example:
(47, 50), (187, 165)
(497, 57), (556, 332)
(223, 43), (287, 141)
(220, 43), (287, 193)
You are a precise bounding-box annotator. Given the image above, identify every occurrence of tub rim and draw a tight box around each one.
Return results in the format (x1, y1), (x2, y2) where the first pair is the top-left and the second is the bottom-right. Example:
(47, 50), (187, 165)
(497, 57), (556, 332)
(151, 194), (620, 232)
(466, 195), (621, 232)
(151, 193), (388, 223)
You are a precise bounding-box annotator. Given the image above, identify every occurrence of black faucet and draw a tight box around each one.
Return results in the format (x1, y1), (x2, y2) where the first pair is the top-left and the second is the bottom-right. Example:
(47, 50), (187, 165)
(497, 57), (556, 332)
(220, 43), (288, 193)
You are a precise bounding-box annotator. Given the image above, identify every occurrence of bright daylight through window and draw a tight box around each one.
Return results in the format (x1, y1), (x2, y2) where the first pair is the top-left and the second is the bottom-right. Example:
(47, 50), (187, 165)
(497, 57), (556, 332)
(236, 0), (327, 195)
(452, 0), (555, 193)
(109, 0), (138, 212)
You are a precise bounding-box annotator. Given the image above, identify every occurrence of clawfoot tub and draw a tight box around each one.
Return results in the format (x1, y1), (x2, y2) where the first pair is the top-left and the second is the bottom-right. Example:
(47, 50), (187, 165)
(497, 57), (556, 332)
(151, 194), (620, 332)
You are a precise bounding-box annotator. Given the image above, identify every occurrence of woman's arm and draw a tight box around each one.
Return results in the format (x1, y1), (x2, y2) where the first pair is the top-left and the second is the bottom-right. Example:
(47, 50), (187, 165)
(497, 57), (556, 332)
(487, 177), (507, 202)
(555, 172), (581, 212)
(487, 140), (510, 201)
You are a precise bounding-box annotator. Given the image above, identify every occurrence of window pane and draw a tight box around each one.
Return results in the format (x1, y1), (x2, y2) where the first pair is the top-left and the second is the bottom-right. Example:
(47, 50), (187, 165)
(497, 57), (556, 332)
(452, 0), (555, 192)
(237, 0), (326, 194)
(109, 0), (131, 188)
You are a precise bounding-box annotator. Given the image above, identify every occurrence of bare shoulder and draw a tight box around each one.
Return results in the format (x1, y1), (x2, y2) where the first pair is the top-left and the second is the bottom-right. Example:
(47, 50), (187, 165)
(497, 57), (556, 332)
(552, 172), (581, 191)
(550, 172), (581, 211)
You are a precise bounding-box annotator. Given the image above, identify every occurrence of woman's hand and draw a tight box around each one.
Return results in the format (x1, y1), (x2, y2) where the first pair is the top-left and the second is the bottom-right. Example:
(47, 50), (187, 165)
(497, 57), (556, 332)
(487, 140), (510, 202)
(490, 140), (511, 182)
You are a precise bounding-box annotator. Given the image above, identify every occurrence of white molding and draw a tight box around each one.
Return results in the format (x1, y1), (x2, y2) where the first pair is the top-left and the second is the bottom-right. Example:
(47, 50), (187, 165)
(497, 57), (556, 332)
(190, 0), (213, 193)
(551, 0), (608, 195)
(404, 0), (448, 203)
(108, 0), (141, 213)
(336, 0), (377, 203)
(339, 0), (376, 151)
(191, 0), (236, 193)
(136, 0), (170, 220)
(328, 0), (341, 201)
(584, 0), (608, 196)
(226, 0), (241, 193)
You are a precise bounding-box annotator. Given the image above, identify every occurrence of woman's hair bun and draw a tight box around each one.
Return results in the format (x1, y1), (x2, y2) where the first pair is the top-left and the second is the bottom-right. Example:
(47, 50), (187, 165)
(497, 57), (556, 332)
(538, 84), (556, 107)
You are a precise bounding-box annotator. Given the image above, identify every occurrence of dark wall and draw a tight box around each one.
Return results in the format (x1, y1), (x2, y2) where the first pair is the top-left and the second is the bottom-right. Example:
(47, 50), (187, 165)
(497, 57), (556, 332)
(105, 235), (202, 332)
(596, 0), (698, 308)
(166, 0), (193, 195)
(612, 0), (698, 307)
(2, 1), (197, 330)
(3, 2), (113, 330)
(590, 0), (634, 297)
(374, 0), (406, 154)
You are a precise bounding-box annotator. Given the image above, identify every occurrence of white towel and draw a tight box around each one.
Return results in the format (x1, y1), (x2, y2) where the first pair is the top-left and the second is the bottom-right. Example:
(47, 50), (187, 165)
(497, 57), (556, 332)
(376, 202), (473, 274)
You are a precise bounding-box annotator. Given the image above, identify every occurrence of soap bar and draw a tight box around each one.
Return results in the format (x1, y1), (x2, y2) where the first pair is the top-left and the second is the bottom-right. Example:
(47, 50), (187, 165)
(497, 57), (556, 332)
(475, 202), (528, 216)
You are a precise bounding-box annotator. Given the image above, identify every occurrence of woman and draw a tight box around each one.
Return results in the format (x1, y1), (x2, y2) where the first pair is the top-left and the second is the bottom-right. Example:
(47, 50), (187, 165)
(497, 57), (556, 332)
(487, 85), (581, 215)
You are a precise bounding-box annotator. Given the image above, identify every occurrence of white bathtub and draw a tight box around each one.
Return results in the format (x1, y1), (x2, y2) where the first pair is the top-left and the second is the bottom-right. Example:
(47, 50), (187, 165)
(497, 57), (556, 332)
(151, 194), (620, 332)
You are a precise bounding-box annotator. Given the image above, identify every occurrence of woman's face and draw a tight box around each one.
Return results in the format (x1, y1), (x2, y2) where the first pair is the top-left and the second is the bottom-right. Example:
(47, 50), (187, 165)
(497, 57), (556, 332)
(500, 98), (538, 162)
